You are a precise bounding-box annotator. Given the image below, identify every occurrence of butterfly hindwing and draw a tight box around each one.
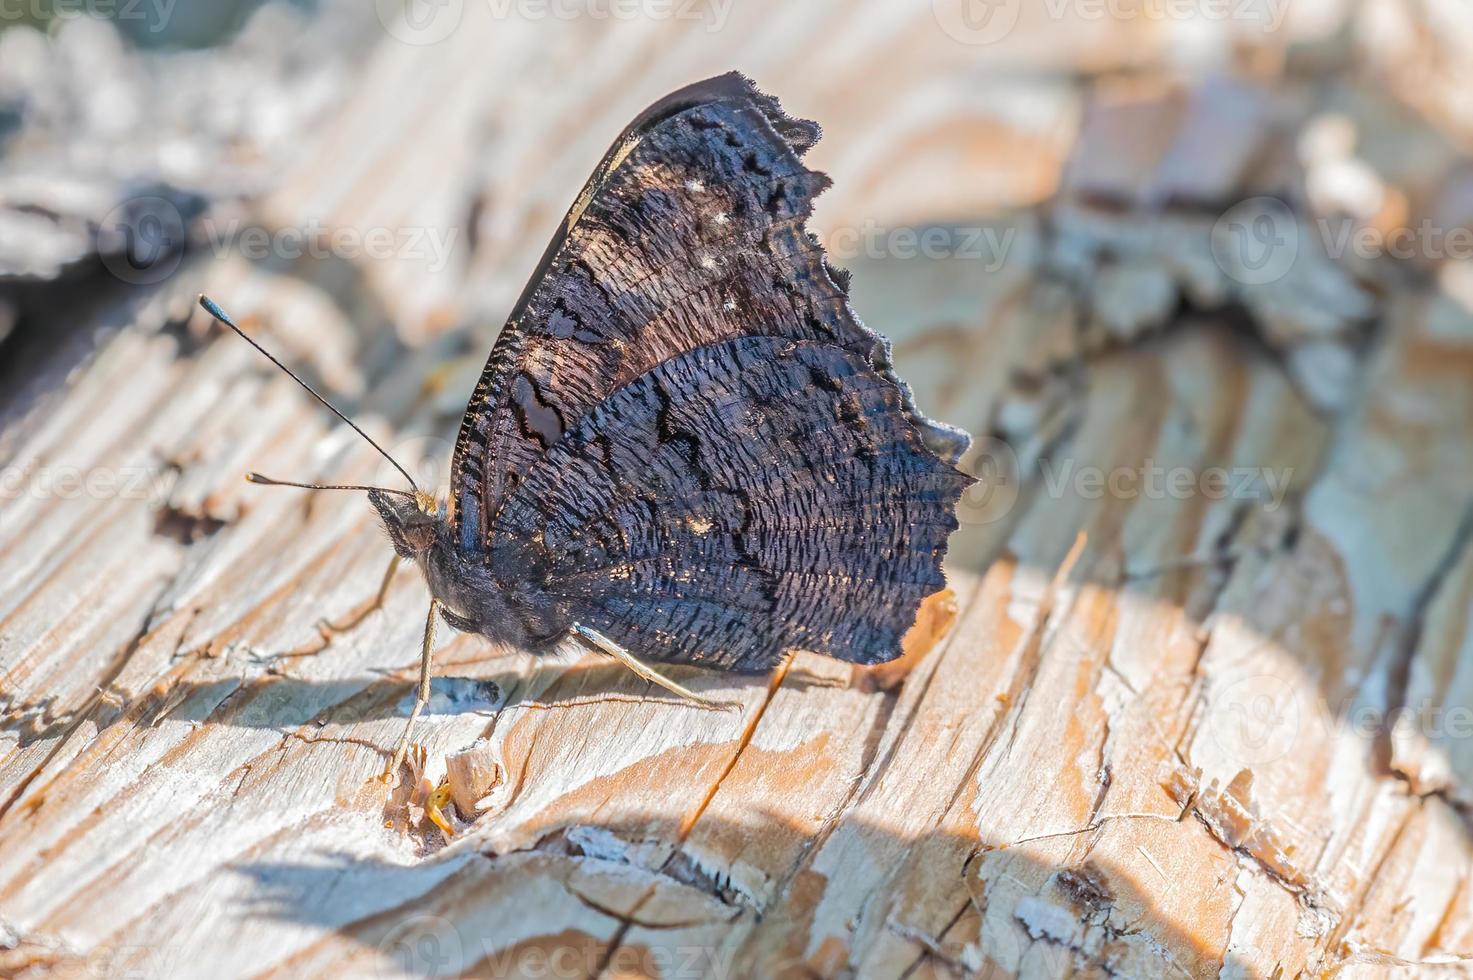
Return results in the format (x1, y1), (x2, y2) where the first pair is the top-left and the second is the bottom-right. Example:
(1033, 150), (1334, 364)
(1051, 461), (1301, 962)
(486, 337), (971, 670)
(448, 72), (968, 553)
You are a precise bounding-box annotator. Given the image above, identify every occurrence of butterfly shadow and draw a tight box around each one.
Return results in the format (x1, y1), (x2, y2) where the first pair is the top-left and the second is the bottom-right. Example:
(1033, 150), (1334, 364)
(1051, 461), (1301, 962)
(230, 809), (1255, 976)
(0, 656), (843, 754)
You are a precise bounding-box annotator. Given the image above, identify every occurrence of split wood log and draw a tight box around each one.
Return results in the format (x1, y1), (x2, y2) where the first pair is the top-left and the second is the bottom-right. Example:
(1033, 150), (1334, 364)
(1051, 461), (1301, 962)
(3, 4), (1473, 977)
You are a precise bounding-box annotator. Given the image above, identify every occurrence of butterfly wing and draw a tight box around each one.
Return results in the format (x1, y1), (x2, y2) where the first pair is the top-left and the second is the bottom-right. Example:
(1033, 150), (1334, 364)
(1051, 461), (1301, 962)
(448, 72), (968, 552)
(486, 337), (971, 670)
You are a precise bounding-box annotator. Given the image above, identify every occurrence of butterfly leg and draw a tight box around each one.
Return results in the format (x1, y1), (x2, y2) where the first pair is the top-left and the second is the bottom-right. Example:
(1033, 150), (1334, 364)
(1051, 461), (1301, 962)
(569, 622), (740, 711)
(321, 555), (401, 633)
(386, 597), (441, 780)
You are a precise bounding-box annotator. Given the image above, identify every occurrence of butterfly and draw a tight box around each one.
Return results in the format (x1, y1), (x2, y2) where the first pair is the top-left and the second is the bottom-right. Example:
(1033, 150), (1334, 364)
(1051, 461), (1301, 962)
(201, 72), (972, 777)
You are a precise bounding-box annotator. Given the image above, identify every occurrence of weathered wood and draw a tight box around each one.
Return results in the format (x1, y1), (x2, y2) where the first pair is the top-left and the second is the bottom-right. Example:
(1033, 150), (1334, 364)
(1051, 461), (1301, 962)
(4, 4), (1473, 978)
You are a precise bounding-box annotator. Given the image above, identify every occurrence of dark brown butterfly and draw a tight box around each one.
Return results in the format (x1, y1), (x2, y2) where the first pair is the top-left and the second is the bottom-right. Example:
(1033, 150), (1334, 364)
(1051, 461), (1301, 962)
(202, 72), (971, 775)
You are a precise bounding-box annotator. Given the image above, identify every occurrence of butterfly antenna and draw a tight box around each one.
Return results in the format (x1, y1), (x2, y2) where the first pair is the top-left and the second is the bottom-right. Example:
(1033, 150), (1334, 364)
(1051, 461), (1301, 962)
(244, 472), (419, 499)
(197, 294), (421, 494)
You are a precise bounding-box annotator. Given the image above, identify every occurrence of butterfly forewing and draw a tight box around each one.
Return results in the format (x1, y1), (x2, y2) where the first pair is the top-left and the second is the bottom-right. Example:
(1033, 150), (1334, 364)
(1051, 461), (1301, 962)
(449, 72), (966, 552)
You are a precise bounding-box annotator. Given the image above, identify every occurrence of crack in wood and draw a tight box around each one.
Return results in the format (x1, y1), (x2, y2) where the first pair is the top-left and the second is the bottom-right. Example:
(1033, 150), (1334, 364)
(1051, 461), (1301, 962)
(592, 657), (793, 976)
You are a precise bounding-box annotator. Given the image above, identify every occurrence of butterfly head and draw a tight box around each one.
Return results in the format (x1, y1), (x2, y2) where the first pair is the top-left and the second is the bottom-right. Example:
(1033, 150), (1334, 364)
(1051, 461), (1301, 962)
(370, 487), (446, 561)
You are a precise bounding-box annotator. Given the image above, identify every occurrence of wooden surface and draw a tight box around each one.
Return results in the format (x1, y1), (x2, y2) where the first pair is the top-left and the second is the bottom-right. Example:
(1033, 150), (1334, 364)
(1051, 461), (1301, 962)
(4, 2), (1473, 977)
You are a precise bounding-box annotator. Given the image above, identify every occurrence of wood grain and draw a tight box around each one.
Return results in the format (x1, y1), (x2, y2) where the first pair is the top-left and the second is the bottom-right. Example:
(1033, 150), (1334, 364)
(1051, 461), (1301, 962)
(3, 3), (1473, 977)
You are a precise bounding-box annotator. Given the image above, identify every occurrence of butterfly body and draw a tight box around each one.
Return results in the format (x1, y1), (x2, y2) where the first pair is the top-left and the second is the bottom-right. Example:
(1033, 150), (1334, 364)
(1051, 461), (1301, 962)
(371, 490), (566, 650)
